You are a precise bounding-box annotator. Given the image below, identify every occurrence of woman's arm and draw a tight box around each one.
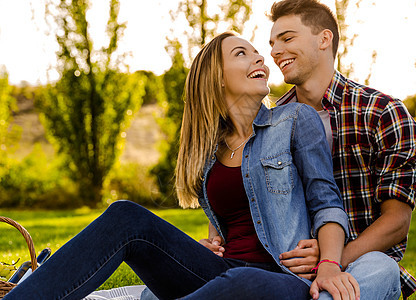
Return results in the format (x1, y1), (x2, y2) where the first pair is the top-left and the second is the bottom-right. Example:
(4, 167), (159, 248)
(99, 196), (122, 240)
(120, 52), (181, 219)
(310, 223), (360, 300)
(198, 221), (225, 257)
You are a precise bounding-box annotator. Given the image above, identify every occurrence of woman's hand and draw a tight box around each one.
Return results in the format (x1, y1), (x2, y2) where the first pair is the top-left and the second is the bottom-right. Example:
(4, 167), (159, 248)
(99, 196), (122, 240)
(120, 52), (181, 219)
(310, 263), (360, 300)
(199, 236), (225, 257)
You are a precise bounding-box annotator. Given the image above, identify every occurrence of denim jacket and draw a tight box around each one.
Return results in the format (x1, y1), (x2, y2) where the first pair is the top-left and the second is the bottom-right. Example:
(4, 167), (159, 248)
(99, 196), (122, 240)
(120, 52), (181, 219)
(198, 103), (349, 285)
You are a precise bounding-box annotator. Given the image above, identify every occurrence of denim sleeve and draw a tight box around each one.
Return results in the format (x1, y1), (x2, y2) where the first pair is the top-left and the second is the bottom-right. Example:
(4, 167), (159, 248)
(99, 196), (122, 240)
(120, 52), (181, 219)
(311, 207), (349, 243)
(292, 104), (349, 241)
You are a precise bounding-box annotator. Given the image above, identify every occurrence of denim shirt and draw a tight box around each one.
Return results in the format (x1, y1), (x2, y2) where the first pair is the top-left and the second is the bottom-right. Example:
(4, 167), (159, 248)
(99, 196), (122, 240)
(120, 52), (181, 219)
(198, 103), (349, 286)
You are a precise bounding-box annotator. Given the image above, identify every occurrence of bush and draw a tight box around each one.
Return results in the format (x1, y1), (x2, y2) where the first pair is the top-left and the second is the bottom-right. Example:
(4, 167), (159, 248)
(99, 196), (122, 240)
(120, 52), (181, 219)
(0, 144), (80, 209)
(104, 162), (172, 208)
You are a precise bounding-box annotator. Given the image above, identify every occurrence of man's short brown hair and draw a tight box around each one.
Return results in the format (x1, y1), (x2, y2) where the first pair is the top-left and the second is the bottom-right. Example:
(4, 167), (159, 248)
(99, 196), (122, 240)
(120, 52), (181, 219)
(270, 0), (339, 58)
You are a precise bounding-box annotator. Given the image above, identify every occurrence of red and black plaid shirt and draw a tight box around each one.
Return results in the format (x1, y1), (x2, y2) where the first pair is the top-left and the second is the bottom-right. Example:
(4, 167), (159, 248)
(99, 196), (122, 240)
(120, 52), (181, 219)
(277, 70), (416, 298)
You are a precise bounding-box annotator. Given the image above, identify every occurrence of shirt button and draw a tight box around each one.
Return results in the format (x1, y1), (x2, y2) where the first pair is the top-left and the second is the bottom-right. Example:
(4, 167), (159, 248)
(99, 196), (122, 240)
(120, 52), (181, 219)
(211, 156), (215, 160)
(251, 198), (255, 202)
(245, 174), (249, 178)
(245, 155), (248, 158)
(264, 244), (269, 248)
(277, 161), (282, 165)
(257, 220), (261, 224)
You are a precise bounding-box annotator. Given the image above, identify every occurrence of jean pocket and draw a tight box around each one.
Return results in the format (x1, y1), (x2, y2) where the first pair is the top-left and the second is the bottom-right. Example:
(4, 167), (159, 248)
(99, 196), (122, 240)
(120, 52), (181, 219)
(261, 152), (294, 194)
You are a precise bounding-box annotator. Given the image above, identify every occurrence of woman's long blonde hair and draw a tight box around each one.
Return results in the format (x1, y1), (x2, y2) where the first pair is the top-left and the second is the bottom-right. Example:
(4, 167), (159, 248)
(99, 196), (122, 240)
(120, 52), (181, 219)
(176, 32), (236, 208)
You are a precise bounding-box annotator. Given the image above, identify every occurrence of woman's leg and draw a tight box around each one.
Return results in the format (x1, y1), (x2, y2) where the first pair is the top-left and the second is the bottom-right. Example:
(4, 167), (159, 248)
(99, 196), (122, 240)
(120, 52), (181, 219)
(181, 267), (310, 300)
(4, 201), (231, 300)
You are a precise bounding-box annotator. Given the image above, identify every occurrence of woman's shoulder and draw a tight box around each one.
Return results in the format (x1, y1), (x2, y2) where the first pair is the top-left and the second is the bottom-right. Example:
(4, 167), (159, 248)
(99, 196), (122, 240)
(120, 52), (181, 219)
(270, 102), (317, 120)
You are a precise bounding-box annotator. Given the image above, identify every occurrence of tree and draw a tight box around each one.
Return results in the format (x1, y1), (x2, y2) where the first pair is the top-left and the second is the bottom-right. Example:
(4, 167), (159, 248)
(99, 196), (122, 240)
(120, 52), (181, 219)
(38, 0), (146, 207)
(404, 94), (416, 118)
(151, 40), (187, 207)
(335, 0), (361, 77)
(0, 68), (20, 170)
(152, 1), (253, 204)
(335, 0), (377, 81)
(173, 0), (252, 61)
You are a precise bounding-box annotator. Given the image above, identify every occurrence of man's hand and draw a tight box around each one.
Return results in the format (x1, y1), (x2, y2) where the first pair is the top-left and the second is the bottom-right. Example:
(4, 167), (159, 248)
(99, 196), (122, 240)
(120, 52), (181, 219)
(279, 239), (320, 280)
(199, 236), (225, 257)
(310, 263), (360, 300)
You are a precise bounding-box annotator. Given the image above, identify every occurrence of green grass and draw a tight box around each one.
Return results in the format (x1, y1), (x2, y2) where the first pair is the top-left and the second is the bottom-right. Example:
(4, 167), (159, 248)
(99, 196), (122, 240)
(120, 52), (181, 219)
(0, 207), (208, 290)
(1, 207), (416, 299)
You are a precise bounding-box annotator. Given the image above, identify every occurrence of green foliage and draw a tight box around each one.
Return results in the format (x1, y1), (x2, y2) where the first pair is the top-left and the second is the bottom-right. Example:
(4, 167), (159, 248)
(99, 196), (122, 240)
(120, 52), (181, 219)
(103, 162), (162, 208)
(38, 0), (146, 207)
(173, 0), (252, 60)
(268, 82), (293, 102)
(0, 68), (20, 168)
(404, 94), (416, 118)
(0, 207), (207, 291)
(151, 41), (188, 207)
(0, 144), (80, 209)
(136, 71), (166, 105)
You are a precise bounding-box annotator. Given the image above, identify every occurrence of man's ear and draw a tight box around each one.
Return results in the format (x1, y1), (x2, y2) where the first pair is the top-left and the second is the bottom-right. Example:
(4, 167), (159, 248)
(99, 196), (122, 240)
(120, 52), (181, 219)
(319, 29), (333, 51)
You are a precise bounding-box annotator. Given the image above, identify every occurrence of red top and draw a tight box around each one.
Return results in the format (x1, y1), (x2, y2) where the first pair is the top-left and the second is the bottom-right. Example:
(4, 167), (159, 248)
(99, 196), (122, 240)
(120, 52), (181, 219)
(207, 160), (274, 263)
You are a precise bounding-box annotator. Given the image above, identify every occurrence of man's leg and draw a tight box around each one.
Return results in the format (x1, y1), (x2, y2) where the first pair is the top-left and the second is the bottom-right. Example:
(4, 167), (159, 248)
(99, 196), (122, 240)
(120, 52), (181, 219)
(318, 251), (401, 300)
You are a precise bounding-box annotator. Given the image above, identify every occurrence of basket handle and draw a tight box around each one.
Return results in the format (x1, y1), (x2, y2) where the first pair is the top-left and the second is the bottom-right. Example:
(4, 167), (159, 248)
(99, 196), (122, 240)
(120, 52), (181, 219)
(0, 216), (37, 271)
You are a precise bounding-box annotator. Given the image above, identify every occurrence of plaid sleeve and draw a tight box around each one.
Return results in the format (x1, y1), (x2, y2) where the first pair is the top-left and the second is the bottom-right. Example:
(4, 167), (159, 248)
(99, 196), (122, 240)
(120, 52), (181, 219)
(374, 99), (416, 208)
(400, 264), (416, 299)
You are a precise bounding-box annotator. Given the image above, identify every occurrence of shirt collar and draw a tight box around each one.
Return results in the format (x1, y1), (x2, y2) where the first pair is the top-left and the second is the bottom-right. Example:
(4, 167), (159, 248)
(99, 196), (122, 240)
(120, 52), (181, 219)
(276, 70), (348, 111)
(322, 70), (348, 110)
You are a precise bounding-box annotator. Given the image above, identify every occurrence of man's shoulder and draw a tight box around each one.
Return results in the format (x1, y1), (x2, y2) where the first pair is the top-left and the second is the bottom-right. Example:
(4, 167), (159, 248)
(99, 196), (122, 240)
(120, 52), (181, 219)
(343, 76), (398, 108)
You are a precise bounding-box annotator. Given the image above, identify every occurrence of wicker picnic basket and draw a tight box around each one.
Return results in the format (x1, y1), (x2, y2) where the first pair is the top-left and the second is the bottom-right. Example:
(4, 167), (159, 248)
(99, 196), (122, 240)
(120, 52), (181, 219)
(0, 216), (37, 299)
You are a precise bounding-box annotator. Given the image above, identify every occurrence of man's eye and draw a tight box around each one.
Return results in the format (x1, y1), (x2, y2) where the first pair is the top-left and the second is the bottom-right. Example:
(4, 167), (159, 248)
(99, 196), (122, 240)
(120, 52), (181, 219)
(285, 37), (293, 42)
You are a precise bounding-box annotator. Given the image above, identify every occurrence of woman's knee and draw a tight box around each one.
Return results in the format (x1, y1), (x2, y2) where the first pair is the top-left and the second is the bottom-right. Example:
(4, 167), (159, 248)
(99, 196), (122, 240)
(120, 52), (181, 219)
(104, 200), (149, 223)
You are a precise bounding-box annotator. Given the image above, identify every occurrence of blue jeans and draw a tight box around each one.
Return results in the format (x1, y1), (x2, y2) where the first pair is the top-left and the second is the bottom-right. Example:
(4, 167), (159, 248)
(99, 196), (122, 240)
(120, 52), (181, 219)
(160, 251), (400, 300)
(318, 251), (401, 300)
(4, 200), (308, 300)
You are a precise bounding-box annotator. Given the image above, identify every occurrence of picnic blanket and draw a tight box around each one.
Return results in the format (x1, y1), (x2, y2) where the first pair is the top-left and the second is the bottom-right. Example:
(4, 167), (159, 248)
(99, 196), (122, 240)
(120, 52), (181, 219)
(82, 285), (147, 300)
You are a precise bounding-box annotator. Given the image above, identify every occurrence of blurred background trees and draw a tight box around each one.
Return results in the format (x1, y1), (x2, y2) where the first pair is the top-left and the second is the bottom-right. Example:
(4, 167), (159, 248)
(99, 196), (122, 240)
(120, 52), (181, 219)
(35, 0), (146, 207)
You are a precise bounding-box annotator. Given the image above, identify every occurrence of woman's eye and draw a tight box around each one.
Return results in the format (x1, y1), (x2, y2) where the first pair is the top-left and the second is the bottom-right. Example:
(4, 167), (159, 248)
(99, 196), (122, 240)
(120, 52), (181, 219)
(236, 51), (245, 56)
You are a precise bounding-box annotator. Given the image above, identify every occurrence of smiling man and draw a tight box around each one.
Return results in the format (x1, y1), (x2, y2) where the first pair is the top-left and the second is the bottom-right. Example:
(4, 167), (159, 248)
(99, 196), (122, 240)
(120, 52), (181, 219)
(269, 0), (416, 299)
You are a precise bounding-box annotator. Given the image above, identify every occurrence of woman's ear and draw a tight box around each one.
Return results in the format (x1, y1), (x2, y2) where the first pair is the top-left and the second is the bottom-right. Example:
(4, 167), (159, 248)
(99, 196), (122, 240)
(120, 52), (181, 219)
(319, 29), (333, 52)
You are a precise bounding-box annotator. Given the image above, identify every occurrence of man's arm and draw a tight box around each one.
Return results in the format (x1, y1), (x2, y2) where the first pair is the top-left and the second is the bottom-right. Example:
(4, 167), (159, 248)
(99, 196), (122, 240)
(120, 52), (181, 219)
(280, 199), (412, 277)
(341, 199), (411, 267)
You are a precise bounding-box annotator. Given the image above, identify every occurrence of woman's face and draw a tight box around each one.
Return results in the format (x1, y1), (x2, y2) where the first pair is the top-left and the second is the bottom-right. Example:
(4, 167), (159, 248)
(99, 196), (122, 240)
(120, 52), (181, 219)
(221, 36), (270, 106)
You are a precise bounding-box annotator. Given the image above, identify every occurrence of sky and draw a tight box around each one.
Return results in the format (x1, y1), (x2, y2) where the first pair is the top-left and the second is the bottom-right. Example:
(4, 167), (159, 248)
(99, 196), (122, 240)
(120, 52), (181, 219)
(0, 0), (415, 99)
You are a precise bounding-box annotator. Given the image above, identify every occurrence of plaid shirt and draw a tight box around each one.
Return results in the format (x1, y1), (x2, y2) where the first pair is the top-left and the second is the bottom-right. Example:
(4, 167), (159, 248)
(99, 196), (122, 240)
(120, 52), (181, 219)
(277, 70), (416, 298)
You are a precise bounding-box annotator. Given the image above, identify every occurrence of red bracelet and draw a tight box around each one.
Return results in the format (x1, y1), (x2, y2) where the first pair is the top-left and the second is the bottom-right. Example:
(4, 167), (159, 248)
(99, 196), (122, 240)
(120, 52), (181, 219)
(311, 259), (343, 273)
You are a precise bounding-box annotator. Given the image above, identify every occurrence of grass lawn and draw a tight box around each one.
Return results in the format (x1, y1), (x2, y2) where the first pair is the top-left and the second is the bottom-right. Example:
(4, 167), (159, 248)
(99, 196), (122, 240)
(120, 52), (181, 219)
(1, 207), (416, 299)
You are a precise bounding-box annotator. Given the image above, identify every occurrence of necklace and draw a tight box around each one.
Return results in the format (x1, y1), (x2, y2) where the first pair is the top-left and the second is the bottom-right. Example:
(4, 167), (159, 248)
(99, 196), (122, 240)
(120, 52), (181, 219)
(224, 132), (253, 159)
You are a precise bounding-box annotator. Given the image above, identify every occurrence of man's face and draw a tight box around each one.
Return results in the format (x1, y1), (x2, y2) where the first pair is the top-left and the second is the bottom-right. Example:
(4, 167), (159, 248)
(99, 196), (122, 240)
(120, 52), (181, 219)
(269, 14), (321, 86)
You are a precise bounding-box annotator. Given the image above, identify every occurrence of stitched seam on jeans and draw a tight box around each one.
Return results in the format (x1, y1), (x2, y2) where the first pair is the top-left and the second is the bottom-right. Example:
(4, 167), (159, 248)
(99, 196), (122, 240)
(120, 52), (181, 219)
(61, 238), (208, 299)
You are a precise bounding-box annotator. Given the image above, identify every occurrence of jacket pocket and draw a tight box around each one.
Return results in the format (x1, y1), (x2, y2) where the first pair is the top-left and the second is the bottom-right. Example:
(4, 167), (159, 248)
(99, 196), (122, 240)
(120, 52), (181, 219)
(261, 152), (294, 194)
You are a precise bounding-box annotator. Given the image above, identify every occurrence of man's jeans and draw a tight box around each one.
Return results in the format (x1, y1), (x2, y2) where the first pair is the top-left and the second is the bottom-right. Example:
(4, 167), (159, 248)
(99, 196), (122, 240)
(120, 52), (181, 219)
(318, 251), (401, 300)
(3, 200), (309, 300)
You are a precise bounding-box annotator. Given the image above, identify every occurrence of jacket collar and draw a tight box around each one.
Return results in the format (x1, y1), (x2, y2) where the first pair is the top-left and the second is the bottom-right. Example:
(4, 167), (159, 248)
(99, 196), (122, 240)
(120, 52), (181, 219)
(253, 103), (273, 127)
